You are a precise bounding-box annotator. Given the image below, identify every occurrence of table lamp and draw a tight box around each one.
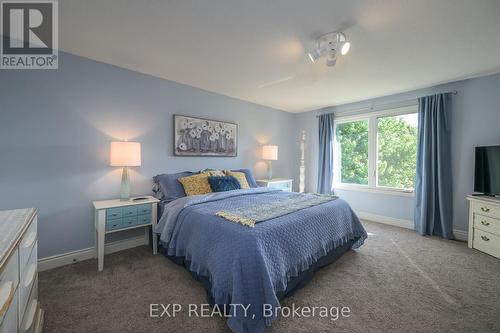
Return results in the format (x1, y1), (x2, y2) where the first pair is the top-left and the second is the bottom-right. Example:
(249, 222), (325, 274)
(110, 141), (141, 200)
(262, 145), (278, 180)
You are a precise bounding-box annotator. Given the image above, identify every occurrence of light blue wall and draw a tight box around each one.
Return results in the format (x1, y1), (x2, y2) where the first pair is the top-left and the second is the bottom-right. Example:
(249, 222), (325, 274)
(0, 52), (297, 259)
(295, 72), (500, 232)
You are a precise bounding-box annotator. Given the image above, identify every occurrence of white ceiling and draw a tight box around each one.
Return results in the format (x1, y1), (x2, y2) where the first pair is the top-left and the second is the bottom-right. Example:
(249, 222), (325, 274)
(59, 0), (500, 113)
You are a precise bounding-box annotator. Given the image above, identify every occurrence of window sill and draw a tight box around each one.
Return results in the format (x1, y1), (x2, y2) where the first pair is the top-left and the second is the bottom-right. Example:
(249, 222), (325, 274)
(334, 184), (415, 197)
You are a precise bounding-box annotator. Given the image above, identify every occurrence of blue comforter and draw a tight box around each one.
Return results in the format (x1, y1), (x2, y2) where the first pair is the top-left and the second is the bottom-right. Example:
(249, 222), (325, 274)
(155, 188), (367, 333)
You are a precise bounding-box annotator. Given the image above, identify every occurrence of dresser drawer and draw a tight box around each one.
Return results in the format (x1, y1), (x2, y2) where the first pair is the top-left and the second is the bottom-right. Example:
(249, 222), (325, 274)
(474, 214), (500, 236)
(0, 249), (19, 321)
(0, 289), (18, 333)
(106, 218), (123, 231)
(122, 206), (138, 217)
(122, 216), (138, 228)
(20, 278), (38, 333)
(106, 207), (122, 220)
(136, 204), (151, 216)
(136, 214), (151, 226)
(473, 228), (500, 258)
(19, 243), (37, 319)
(472, 201), (500, 219)
(271, 181), (292, 191)
(19, 218), (37, 278)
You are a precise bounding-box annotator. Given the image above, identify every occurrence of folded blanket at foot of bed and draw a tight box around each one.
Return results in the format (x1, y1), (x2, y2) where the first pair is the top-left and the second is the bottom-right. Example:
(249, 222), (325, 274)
(215, 192), (338, 227)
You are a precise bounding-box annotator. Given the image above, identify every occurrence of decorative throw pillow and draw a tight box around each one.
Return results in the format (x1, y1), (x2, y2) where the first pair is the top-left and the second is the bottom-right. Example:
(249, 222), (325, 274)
(230, 168), (259, 188)
(153, 171), (195, 201)
(201, 169), (225, 176)
(178, 173), (212, 196)
(208, 176), (242, 192)
(224, 171), (250, 189)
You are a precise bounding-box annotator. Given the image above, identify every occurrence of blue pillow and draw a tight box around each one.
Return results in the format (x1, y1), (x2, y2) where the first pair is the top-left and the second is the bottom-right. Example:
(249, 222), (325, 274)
(208, 176), (242, 192)
(231, 168), (258, 188)
(153, 171), (196, 202)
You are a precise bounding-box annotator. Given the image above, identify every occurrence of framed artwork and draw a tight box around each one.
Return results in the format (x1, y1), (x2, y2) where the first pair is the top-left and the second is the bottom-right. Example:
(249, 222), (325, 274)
(173, 115), (238, 157)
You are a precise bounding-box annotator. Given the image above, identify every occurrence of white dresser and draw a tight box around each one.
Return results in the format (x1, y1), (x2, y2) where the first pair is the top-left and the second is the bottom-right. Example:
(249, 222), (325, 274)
(0, 209), (43, 333)
(467, 195), (500, 259)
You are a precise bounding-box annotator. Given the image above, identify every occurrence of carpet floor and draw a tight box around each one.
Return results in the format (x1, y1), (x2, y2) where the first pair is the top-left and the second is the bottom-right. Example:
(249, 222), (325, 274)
(39, 221), (500, 333)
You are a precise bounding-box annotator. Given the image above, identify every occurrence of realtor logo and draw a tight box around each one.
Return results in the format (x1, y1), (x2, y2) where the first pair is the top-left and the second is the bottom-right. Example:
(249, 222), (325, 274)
(1, 0), (58, 69)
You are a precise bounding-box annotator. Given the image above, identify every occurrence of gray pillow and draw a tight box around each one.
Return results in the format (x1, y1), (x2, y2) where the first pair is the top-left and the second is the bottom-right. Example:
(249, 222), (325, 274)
(153, 171), (196, 202)
(230, 168), (259, 188)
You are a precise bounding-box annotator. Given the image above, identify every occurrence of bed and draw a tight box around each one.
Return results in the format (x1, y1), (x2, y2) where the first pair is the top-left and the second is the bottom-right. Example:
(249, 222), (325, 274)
(153, 170), (367, 333)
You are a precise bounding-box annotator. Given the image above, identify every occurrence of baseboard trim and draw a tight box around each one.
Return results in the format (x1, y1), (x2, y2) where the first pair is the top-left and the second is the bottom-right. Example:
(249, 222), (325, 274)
(453, 229), (468, 242)
(38, 236), (146, 272)
(356, 211), (414, 230)
(357, 211), (469, 241)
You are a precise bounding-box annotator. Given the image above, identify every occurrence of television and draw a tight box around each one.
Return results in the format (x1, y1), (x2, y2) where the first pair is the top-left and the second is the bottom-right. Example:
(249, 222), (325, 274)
(474, 145), (500, 196)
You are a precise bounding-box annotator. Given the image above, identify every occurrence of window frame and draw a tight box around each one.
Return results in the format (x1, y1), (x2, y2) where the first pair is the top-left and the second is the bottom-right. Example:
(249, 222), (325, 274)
(333, 105), (418, 197)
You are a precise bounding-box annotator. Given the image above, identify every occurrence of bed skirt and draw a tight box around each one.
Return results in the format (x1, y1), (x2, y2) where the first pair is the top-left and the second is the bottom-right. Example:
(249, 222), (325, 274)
(158, 238), (356, 305)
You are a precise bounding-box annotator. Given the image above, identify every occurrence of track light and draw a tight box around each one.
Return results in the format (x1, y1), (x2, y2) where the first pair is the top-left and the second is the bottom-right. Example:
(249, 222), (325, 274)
(307, 31), (350, 67)
(307, 46), (327, 63)
(307, 50), (321, 63)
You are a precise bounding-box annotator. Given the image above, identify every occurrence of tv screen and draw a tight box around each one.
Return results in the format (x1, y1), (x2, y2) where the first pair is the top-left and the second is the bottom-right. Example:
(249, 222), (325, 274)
(474, 145), (500, 196)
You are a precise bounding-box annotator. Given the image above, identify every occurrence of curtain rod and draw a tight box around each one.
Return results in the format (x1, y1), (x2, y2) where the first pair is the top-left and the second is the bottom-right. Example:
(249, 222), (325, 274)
(315, 90), (458, 118)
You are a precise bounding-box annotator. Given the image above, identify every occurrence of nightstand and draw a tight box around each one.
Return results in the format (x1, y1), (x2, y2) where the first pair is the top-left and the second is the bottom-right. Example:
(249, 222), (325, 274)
(93, 196), (159, 271)
(256, 178), (293, 192)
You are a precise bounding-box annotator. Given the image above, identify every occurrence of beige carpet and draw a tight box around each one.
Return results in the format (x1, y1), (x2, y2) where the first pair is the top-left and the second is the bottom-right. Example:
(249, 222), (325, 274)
(39, 221), (500, 332)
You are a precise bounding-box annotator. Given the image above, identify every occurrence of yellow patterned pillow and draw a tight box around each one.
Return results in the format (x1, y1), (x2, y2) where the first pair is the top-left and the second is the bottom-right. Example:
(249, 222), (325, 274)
(224, 171), (250, 189)
(179, 173), (212, 196)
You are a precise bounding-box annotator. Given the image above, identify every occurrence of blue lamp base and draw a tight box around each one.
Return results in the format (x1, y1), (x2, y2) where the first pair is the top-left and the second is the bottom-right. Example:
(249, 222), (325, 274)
(266, 160), (273, 180)
(120, 166), (130, 201)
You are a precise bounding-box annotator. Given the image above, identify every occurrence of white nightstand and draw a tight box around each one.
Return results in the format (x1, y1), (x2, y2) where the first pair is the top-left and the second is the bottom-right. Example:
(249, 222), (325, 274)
(256, 178), (293, 192)
(93, 196), (159, 271)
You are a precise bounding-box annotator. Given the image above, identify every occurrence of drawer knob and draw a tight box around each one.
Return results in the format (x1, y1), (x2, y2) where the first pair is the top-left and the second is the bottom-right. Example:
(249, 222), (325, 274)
(481, 221), (490, 226)
(481, 207), (490, 212)
(481, 235), (490, 241)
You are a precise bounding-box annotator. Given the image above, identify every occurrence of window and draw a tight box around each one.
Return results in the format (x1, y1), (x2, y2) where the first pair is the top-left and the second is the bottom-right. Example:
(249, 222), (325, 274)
(334, 106), (418, 194)
(377, 113), (418, 189)
(335, 120), (369, 185)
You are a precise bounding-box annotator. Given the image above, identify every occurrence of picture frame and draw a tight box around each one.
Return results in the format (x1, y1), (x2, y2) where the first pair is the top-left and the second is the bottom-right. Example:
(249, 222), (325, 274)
(173, 115), (238, 157)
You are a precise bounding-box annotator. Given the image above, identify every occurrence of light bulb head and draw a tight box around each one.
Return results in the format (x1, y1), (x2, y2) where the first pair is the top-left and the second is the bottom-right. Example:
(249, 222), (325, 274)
(307, 46), (326, 63)
(307, 51), (318, 63)
(341, 41), (350, 55)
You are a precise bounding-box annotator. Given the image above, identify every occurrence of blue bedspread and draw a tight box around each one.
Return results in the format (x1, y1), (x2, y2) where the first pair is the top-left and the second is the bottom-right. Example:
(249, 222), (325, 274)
(155, 188), (367, 333)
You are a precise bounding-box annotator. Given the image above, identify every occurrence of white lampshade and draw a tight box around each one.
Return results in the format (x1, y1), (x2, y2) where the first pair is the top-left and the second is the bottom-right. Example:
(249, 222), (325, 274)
(262, 145), (278, 161)
(110, 141), (141, 167)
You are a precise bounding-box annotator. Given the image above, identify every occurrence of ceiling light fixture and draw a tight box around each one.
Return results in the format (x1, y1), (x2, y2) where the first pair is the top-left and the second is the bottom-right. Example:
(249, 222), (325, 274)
(307, 32), (350, 67)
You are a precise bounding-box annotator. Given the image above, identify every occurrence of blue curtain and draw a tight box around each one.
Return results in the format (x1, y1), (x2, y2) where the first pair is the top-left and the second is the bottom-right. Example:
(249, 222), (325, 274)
(414, 93), (453, 239)
(317, 113), (334, 194)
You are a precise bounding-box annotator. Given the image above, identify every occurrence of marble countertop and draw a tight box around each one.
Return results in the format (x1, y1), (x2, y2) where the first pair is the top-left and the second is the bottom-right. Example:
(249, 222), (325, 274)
(0, 208), (37, 268)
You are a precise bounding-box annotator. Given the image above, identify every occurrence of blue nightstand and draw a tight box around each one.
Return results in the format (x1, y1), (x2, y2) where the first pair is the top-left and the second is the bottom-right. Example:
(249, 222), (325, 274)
(93, 196), (159, 271)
